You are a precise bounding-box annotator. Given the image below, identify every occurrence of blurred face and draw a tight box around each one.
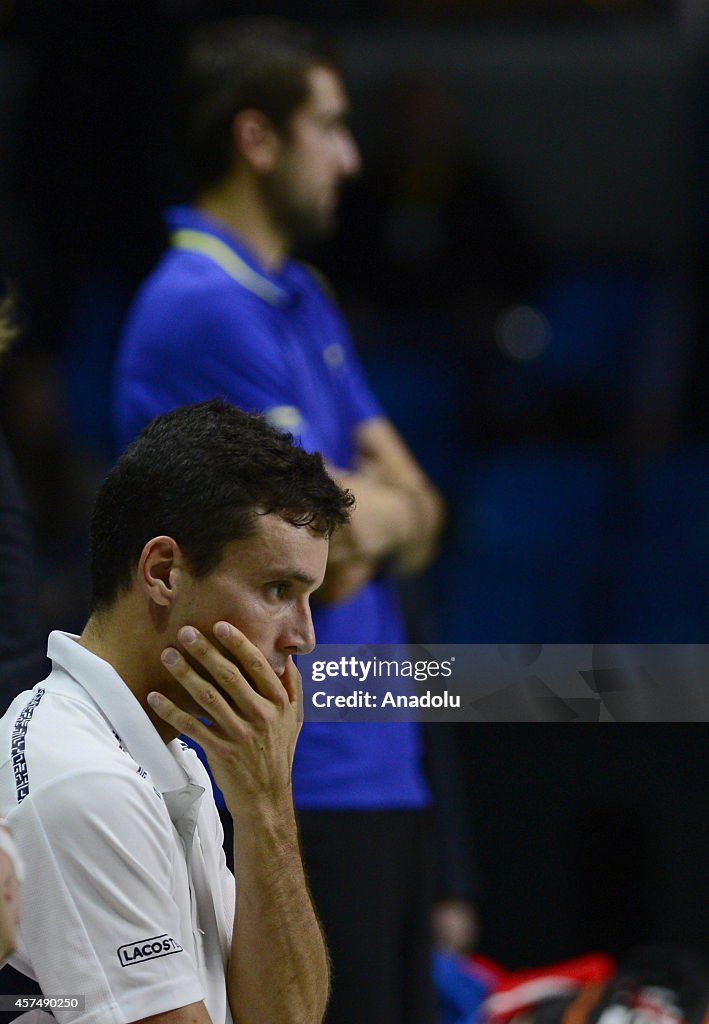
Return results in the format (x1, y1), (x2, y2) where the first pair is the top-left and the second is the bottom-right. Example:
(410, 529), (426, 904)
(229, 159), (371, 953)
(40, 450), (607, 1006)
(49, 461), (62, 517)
(176, 512), (327, 679)
(265, 64), (361, 245)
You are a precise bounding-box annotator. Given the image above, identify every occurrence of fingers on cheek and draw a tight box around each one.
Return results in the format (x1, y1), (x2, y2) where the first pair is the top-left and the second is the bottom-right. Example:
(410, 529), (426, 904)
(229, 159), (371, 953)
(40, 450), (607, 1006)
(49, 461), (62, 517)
(244, 651), (264, 676)
(161, 648), (184, 674)
(165, 643), (237, 696)
(147, 692), (181, 725)
(215, 662), (242, 693)
(198, 684), (221, 711)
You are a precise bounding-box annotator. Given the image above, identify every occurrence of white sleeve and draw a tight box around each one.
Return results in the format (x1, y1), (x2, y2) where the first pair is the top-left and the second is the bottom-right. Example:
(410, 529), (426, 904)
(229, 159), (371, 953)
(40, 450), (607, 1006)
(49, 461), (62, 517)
(11, 768), (205, 1024)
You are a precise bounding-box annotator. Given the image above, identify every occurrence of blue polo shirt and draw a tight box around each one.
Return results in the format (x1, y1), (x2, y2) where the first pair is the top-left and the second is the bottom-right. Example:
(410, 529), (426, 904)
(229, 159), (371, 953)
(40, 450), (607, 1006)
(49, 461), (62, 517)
(113, 205), (429, 809)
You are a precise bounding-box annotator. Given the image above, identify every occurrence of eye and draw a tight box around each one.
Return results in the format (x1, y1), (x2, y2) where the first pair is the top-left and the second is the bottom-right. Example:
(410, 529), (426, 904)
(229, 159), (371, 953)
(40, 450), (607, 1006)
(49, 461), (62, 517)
(266, 582), (288, 601)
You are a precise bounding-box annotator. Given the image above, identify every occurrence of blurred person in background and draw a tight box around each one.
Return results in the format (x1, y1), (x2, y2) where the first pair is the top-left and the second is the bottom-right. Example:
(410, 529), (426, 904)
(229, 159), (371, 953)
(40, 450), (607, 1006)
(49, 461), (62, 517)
(113, 17), (476, 1023)
(0, 289), (47, 708)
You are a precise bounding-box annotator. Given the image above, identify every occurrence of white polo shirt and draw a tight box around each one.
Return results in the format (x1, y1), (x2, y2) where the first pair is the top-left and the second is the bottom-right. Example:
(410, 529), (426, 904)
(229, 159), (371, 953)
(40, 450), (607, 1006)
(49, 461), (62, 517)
(0, 631), (236, 1024)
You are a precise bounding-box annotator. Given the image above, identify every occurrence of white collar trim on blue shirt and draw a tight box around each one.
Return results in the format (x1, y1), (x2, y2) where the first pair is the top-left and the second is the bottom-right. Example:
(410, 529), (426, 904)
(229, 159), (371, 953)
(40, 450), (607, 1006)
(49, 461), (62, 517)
(171, 228), (287, 306)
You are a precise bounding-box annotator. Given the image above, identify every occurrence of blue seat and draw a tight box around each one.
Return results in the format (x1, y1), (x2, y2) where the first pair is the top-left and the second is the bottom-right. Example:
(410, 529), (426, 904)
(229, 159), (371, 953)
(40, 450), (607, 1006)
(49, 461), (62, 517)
(438, 444), (613, 642)
(612, 446), (709, 642)
(358, 332), (465, 492)
(536, 265), (650, 390)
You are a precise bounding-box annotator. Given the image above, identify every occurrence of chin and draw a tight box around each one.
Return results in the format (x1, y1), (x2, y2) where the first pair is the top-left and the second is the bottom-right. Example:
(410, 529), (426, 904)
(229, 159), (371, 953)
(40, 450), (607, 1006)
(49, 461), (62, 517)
(317, 210), (337, 237)
(291, 212), (336, 248)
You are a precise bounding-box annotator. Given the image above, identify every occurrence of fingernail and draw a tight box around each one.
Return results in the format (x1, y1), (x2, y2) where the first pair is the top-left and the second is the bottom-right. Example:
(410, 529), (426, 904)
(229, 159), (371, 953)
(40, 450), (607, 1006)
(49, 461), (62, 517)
(147, 692), (161, 708)
(180, 626), (197, 644)
(214, 621), (231, 640)
(162, 648), (179, 666)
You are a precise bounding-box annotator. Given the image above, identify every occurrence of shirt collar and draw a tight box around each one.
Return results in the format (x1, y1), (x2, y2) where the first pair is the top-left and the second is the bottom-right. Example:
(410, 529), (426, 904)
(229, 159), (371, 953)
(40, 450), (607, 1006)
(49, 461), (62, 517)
(47, 630), (192, 796)
(165, 204), (300, 307)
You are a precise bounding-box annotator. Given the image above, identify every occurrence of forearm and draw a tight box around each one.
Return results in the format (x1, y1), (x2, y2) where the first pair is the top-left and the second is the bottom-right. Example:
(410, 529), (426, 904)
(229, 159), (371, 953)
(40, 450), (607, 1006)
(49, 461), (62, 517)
(227, 801), (329, 1024)
(318, 557), (376, 604)
(150, 630), (326, 1023)
(393, 480), (445, 573)
(329, 468), (444, 574)
(325, 416), (446, 575)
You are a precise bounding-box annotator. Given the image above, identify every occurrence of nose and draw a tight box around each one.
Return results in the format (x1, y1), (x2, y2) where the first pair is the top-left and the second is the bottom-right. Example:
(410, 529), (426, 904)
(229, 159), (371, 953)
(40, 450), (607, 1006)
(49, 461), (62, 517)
(282, 599), (316, 656)
(339, 129), (361, 179)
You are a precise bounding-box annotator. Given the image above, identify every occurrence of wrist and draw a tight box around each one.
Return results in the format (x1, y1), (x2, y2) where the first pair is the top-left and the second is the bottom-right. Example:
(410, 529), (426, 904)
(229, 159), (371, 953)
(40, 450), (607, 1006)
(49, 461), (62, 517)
(229, 790), (298, 839)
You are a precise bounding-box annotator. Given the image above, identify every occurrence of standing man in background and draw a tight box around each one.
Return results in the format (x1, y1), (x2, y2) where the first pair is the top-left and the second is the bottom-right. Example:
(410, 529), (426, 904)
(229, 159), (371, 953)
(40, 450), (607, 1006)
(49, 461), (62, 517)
(0, 290), (47, 708)
(114, 19), (473, 1022)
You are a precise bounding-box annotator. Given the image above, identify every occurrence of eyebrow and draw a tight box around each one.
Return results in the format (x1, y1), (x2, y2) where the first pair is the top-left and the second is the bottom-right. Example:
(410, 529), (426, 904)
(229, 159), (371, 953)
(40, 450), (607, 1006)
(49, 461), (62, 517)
(267, 568), (321, 588)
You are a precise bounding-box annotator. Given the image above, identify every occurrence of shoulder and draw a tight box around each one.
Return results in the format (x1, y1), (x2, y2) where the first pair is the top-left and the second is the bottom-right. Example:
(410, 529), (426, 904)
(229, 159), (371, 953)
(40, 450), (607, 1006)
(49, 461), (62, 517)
(291, 260), (342, 309)
(26, 761), (165, 831)
(13, 764), (174, 902)
(122, 252), (271, 353)
(135, 242), (268, 313)
(1, 688), (162, 827)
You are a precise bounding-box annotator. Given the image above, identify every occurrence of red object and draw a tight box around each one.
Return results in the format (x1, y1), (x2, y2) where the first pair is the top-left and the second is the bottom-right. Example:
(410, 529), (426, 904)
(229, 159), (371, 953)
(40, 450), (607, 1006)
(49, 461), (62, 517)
(468, 952), (616, 1024)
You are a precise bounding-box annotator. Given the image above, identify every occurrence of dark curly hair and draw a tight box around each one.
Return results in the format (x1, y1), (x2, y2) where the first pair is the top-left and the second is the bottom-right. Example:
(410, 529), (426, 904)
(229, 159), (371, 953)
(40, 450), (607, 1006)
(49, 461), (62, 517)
(90, 399), (353, 611)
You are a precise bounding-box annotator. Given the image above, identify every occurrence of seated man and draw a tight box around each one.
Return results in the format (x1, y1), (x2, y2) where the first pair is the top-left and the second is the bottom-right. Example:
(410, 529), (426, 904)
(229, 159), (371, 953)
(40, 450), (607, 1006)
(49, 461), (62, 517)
(0, 399), (351, 1024)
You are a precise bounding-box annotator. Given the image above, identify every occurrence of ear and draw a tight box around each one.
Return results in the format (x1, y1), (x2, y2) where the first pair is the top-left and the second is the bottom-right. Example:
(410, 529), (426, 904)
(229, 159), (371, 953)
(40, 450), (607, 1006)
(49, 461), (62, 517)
(231, 108), (280, 174)
(137, 536), (185, 608)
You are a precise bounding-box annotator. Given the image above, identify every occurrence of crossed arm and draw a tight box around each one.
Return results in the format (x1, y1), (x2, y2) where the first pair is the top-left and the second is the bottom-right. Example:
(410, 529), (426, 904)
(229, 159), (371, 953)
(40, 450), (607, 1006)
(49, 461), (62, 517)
(321, 416), (445, 603)
(131, 625), (329, 1024)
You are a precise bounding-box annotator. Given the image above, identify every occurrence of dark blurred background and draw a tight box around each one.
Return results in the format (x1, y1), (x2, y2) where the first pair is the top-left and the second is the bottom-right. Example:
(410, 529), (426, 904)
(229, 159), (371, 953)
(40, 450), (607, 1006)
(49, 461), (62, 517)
(1, 0), (707, 968)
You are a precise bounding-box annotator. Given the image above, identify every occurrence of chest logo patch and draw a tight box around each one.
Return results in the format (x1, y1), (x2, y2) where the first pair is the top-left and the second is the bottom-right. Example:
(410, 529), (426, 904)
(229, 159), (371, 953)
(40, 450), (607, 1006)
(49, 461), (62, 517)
(323, 343), (344, 369)
(117, 933), (184, 967)
(265, 405), (303, 431)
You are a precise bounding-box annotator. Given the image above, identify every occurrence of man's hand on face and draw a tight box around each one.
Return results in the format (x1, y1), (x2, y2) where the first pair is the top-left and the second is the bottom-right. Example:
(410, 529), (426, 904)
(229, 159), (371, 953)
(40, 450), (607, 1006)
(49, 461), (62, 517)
(148, 622), (302, 819)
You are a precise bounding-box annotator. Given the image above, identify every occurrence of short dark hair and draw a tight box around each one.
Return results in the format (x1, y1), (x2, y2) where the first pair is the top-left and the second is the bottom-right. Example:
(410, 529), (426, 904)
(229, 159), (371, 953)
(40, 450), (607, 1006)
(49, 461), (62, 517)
(90, 399), (353, 612)
(184, 17), (338, 195)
